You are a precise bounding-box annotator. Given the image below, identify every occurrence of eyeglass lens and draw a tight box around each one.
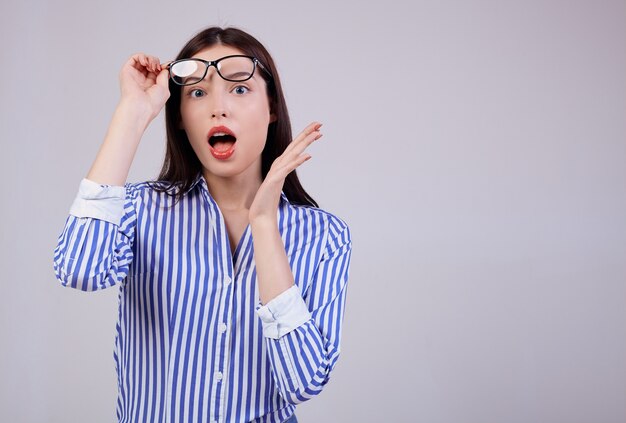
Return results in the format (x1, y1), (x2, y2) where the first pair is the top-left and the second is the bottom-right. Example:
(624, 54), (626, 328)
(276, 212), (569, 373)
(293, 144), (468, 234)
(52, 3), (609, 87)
(170, 56), (256, 85)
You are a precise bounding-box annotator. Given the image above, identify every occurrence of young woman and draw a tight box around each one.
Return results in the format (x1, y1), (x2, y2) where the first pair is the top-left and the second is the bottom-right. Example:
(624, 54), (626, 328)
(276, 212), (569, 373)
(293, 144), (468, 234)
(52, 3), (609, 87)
(53, 27), (352, 423)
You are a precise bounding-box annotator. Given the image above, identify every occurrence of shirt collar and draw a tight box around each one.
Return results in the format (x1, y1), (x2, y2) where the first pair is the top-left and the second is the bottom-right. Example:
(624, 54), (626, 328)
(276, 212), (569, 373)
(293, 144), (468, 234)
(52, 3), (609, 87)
(188, 172), (206, 193)
(188, 172), (290, 208)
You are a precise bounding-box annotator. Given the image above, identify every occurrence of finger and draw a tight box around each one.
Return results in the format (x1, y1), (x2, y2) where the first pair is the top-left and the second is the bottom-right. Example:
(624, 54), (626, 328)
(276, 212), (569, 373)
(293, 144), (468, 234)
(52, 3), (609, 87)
(294, 153), (312, 167)
(128, 55), (151, 77)
(282, 121), (322, 155)
(283, 131), (323, 160)
(127, 54), (145, 71)
(274, 154), (312, 179)
(271, 149), (314, 176)
(129, 53), (161, 73)
(144, 55), (157, 73)
(156, 68), (172, 90)
(293, 121), (322, 144)
(288, 121), (321, 147)
(149, 56), (162, 72)
(138, 54), (149, 68)
(145, 71), (158, 85)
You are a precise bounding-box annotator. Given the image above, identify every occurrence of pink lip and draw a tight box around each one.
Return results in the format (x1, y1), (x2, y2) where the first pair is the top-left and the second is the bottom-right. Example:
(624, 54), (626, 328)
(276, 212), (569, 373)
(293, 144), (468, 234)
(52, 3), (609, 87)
(209, 143), (236, 160)
(208, 125), (236, 138)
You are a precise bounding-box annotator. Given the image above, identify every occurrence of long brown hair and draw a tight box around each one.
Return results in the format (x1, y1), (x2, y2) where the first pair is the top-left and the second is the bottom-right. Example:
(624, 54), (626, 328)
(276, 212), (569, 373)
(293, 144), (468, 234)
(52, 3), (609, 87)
(151, 26), (318, 207)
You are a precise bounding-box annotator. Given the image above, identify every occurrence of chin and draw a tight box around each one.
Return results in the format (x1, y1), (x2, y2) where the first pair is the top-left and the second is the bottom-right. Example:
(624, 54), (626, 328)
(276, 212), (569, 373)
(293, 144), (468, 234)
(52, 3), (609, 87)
(201, 157), (263, 180)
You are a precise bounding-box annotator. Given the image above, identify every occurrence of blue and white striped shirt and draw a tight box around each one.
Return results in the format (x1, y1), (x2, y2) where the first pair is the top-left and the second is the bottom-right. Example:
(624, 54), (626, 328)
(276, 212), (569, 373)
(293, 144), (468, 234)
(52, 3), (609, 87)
(53, 174), (351, 423)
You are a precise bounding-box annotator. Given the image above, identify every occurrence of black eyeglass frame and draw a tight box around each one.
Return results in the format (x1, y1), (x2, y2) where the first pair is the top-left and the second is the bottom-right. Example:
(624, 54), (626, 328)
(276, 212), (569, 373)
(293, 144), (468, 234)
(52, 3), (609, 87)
(168, 54), (273, 86)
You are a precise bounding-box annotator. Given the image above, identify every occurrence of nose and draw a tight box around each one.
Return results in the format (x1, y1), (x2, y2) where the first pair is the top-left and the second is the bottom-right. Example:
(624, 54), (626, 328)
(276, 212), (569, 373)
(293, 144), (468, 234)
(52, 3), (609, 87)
(201, 67), (229, 119)
(209, 92), (228, 119)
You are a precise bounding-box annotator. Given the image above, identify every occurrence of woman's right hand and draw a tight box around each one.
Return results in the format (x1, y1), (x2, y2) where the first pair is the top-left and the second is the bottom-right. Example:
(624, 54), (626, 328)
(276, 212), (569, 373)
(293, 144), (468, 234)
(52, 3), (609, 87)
(118, 53), (171, 121)
(85, 54), (171, 186)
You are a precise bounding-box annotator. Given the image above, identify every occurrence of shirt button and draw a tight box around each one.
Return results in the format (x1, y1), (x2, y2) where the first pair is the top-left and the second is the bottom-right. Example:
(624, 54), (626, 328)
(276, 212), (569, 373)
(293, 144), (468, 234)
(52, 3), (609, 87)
(215, 371), (223, 381)
(225, 276), (232, 285)
(218, 323), (227, 333)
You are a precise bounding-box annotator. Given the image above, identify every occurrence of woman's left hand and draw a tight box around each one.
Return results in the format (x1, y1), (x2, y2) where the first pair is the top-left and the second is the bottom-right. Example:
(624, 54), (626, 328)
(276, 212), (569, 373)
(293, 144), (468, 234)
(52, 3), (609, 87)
(249, 121), (323, 224)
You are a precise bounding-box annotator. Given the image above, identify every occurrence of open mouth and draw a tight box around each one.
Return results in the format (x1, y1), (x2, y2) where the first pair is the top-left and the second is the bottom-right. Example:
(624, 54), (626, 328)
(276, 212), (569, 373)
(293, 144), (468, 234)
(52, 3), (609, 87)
(207, 126), (237, 159)
(209, 133), (237, 152)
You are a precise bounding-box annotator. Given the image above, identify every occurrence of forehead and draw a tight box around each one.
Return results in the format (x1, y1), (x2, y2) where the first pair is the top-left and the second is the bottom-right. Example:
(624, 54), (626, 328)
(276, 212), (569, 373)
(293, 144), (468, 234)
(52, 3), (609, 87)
(191, 44), (245, 61)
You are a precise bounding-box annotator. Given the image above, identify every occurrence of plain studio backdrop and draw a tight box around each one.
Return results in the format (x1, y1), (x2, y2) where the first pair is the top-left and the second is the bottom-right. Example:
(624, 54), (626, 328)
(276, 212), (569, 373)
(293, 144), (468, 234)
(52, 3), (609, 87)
(1, 0), (624, 422)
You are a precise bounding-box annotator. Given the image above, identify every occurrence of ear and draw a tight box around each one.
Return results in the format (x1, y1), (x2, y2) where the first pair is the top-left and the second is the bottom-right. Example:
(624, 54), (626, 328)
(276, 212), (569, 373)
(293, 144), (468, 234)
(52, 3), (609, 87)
(269, 112), (277, 123)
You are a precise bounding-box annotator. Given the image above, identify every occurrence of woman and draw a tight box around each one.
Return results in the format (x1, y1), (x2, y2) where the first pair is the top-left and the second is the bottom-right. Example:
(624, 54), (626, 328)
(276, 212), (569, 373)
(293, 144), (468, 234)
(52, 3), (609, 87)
(53, 26), (352, 423)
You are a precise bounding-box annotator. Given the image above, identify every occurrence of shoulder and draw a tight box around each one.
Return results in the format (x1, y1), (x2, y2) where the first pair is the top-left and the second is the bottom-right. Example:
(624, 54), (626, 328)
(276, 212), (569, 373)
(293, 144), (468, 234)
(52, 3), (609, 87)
(124, 179), (172, 192)
(122, 180), (192, 205)
(283, 201), (351, 249)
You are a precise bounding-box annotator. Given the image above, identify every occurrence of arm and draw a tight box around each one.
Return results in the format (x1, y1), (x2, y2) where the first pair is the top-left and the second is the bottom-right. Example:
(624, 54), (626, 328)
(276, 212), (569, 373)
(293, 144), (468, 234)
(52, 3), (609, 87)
(249, 121), (322, 304)
(53, 54), (169, 290)
(257, 223), (352, 404)
(53, 180), (138, 291)
(249, 122), (352, 402)
(87, 53), (169, 185)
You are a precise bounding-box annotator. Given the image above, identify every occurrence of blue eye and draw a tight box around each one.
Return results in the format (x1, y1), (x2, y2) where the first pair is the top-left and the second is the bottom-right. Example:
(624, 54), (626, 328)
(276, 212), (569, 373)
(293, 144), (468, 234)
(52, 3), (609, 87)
(189, 89), (205, 98)
(233, 86), (249, 95)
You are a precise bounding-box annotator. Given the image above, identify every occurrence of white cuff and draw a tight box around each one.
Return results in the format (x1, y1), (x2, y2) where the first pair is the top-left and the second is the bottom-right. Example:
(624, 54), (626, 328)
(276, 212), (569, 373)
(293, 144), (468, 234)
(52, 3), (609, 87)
(69, 178), (126, 226)
(256, 285), (311, 339)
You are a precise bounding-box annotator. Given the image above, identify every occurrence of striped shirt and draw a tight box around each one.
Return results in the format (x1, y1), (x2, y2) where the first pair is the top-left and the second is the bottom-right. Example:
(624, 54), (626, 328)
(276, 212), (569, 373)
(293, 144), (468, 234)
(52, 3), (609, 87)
(53, 175), (352, 423)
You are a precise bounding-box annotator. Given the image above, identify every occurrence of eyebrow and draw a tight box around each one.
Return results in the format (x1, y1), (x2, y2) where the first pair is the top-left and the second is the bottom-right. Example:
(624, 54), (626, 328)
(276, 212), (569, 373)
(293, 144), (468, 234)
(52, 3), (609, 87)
(200, 73), (260, 86)
(181, 73), (260, 92)
(220, 71), (253, 80)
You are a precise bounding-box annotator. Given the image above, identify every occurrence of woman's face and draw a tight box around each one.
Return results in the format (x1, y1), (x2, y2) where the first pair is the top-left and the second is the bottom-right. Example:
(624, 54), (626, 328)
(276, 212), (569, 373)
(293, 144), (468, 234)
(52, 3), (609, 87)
(179, 44), (273, 182)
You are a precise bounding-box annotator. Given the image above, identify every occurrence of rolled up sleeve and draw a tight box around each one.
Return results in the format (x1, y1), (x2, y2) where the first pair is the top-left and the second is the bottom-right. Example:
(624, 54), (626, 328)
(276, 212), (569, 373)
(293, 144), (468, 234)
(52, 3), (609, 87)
(53, 178), (139, 291)
(259, 223), (352, 404)
(256, 285), (312, 339)
(69, 178), (126, 225)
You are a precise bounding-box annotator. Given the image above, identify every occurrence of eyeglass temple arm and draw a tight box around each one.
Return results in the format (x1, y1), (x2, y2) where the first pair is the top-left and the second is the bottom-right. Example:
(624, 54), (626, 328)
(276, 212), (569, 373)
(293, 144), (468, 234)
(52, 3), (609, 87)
(255, 59), (273, 79)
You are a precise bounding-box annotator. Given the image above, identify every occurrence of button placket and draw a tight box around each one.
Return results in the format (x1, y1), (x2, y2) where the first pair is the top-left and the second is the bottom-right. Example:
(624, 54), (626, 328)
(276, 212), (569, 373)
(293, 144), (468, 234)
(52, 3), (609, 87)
(214, 268), (234, 417)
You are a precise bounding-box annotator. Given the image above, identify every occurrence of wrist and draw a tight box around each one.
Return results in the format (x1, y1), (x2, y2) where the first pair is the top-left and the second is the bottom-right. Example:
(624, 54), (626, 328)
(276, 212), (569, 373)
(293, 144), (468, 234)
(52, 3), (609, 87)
(116, 97), (155, 128)
(249, 215), (278, 232)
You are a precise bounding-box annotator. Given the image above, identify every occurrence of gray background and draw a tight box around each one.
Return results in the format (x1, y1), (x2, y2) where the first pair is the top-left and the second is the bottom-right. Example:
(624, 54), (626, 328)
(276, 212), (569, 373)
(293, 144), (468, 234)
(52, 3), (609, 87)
(1, 0), (625, 422)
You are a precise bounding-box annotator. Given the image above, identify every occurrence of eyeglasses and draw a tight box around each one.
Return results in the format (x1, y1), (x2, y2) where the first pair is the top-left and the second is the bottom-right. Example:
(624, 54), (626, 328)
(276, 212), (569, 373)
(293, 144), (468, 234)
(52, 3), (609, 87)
(168, 55), (272, 86)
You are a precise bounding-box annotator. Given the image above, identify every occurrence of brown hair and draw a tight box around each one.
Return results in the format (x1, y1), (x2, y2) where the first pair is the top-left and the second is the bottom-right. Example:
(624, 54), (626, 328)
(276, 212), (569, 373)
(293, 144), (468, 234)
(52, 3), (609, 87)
(151, 26), (318, 207)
